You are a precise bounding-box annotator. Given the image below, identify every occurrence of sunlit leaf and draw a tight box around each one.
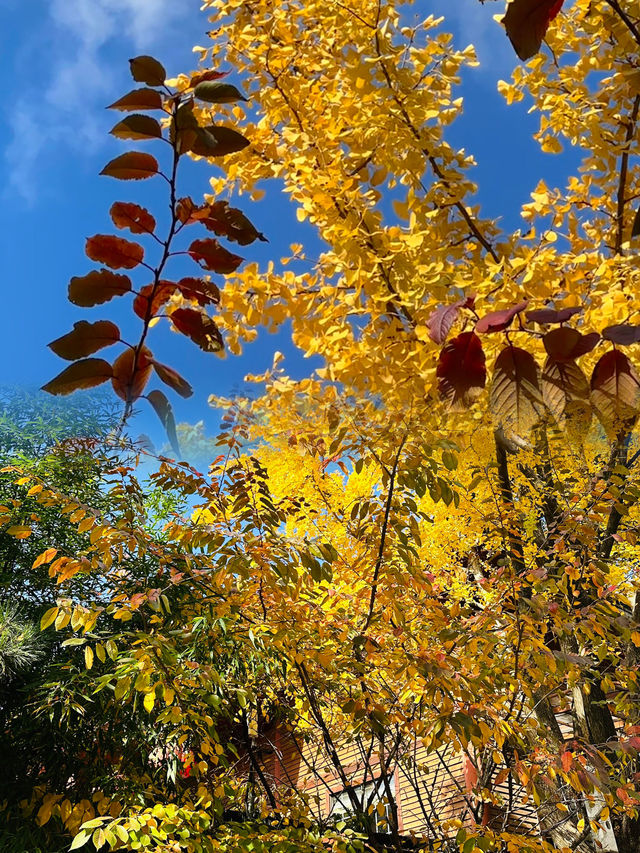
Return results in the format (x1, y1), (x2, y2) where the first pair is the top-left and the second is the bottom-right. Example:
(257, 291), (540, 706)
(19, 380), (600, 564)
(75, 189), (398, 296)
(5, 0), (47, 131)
(108, 88), (164, 112)
(591, 349), (640, 434)
(152, 361), (193, 398)
(111, 346), (153, 402)
(171, 308), (224, 352)
(110, 201), (156, 235)
(110, 114), (163, 140)
(490, 345), (543, 436)
(100, 152), (159, 181)
(193, 81), (247, 103)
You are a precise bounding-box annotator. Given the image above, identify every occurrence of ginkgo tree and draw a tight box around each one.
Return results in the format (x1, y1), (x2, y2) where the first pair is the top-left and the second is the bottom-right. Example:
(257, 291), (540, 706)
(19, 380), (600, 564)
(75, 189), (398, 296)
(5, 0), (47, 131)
(9, 0), (640, 852)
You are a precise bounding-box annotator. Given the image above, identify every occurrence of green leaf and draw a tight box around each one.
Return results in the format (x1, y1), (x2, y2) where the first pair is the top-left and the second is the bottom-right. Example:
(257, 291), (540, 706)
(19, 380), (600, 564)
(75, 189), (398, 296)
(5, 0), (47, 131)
(193, 82), (247, 104)
(187, 126), (250, 158)
(129, 55), (166, 86)
(110, 114), (163, 140)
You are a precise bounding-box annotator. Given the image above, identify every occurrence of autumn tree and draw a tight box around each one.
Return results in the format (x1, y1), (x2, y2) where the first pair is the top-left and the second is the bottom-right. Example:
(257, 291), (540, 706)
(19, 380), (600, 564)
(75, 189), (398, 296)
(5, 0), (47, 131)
(12, 1), (640, 853)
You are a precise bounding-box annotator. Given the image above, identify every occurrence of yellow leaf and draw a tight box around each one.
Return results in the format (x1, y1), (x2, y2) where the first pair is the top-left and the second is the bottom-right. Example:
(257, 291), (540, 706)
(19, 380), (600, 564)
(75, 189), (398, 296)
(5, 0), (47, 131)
(143, 691), (155, 713)
(41, 607), (59, 630)
(84, 646), (94, 670)
(7, 525), (32, 539)
(32, 548), (58, 569)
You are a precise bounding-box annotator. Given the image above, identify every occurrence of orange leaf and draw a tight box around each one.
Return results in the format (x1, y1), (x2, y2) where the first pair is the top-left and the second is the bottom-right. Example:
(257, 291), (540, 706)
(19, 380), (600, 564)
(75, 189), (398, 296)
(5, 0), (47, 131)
(502, 0), (565, 61)
(541, 358), (591, 436)
(108, 88), (164, 112)
(110, 202), (156, 235)
(561, 751), (573, 772)
(188, 238), (243, 273)
(86, 235), (144, 270)
(171, 308), (224, 353)
(113, 347), (153, 401)
(42, 359), (114, 396)
(68, 269), (132, 306)
(133, 281), (177, 319)
(152, 361), (194, 398)
(112, 346), (153, 402)
(48, 320), (120, 360)
(100, 151), (158, 181)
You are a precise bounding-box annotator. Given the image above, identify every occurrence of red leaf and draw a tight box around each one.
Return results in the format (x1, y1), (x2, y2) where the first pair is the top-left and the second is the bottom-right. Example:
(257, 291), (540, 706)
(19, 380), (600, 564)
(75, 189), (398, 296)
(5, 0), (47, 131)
(151, 361), (193, 398)
(112, 346), (153, 402)
(188, 238), (243, 274)
(427, 300), (465, 345)
(48, 320), (120, 360)
(133, 282), (177, 319)
(100, 152), (159, 181)
(591, 350), (640, 434)
(42, 359), (113, 396)
(602, 324), (640, 346)
(171, 308), (224, 353)
(437, 331), (486, 409)
(147, 390), (180, 456)
(68, 269), (132, 306)
(490, 345), (543, 436)
(176, 277), (220, 306)
(543, 328), (600, 362)
(108, 88), (164, 112)
(86, 235), (144, 270)
(502, 0), (565, 61)
(110, 202), (156, 235)
(526, 306), (582, 325)
(476, 301), (528, 334)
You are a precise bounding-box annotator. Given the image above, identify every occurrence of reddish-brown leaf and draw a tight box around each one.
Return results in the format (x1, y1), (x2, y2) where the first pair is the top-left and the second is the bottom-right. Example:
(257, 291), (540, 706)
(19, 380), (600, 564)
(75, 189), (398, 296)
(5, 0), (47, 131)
(591, 350), (640, 434)
(543, 328), (599, 362)
(110, 114), (163, 141)
(42, 359), (113, 396)
(151, 361), (193, 398)
(133, 282), (177, 319)
(541, 357), (591, 437)
(560, 751), (573, 772)
(200, 201), (266, 245)
(48, 320), (120, 361)
(436, 331), (486, 409)
(502, 0), (565, 61)
(110, 202), (156, 235)
(100, 152), (158, 181)
(476, 301), (528, 334)
(176, 277), (221, 306)
(108, 88), (164, 112)
(187, 126), (251, 158)
(86, 235), (144, 270)
(427, 300), (465, 345)
(526, 306), (582, 325)
(112, 346), (153, 402)
(129, 55), (166, 86)
(147, 390), (180, 456)
(171, 308), (224, 353)
(68, 269), (132, 306)
(490, 345), (543, 436)
(188, 238), (243, 274)
(602, 324), (640, 346)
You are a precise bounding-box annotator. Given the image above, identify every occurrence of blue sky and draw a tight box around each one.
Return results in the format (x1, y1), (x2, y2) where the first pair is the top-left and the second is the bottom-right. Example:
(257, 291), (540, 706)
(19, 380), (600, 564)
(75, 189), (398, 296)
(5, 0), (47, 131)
(0, 0), (578, 451)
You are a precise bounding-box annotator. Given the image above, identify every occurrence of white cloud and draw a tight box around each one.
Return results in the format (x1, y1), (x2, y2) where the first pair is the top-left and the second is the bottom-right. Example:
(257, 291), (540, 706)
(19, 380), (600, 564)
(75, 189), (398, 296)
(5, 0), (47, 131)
(5, 0), (185, 202)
